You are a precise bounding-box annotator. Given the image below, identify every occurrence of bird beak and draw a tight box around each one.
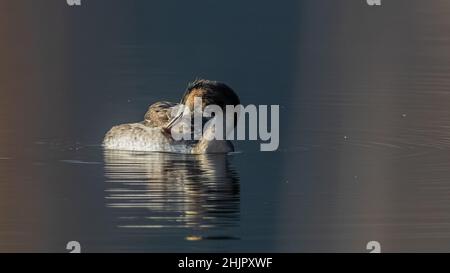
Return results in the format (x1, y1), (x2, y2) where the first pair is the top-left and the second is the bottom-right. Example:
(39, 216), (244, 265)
(162, 106), (185, 136)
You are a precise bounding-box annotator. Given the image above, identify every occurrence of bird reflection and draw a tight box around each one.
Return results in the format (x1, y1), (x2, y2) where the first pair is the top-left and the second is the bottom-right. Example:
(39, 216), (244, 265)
(103, 150), (240, 234)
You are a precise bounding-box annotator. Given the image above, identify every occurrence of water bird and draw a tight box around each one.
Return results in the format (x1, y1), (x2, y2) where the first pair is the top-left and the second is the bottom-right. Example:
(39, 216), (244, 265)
(103, 79), (240, 154)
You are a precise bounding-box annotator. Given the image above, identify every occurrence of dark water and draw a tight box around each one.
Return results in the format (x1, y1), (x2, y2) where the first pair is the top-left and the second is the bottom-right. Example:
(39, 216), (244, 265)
(1, 0), (450, 252)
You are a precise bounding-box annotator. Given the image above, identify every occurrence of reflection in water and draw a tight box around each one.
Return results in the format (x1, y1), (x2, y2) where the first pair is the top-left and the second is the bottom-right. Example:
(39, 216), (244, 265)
(103, 150), (240, 240)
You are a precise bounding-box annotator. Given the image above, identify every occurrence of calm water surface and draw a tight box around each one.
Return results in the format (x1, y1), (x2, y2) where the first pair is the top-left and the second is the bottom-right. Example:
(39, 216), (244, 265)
(1, 0), (450, 252)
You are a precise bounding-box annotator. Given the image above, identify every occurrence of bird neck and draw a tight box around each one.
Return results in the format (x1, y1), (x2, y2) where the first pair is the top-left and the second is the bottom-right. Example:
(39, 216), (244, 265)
(192, 125), (234, 154)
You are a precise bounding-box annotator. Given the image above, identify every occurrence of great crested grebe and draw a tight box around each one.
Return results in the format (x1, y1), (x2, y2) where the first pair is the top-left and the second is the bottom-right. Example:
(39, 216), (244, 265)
(103, 79), (240, 154)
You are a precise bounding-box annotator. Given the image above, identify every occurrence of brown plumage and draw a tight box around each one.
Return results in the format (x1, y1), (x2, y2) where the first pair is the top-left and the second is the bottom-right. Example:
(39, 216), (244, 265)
(163, 80), (240, 132)
(143, 80), (239, 129)
(143, 101), (178, 128)
(181, 79), (240, 111)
